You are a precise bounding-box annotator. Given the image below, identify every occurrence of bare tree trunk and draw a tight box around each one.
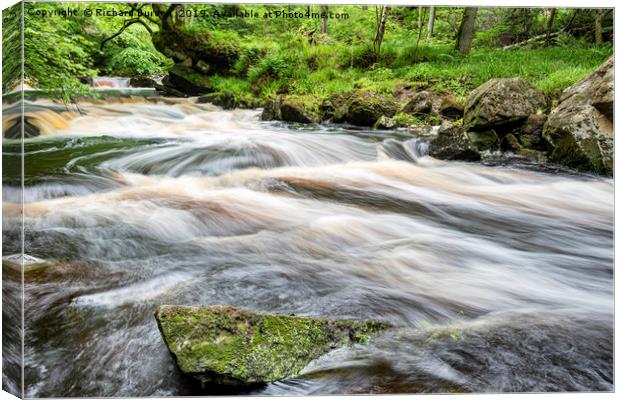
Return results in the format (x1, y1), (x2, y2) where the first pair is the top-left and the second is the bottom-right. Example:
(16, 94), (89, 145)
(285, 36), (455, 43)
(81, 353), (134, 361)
(595, 9), (604, 45)
(321, 5), (328, 34)
(417, 7), (426, 45)
(417, 7), (424, 34)
(545, 8), (556, 46)
(373, 6), (390, 58)
(455, 7), (478, 55)
(426, 6), (436, 43)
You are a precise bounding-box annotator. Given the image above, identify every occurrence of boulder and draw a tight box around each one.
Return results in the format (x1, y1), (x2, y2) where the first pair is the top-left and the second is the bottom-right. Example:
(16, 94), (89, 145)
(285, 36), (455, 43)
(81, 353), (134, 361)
(439, 95), (464, 119)
(374, 115), (398, 129)
(428, 124), (481, 161)
(166, 65), (211, 96)
(279, 95), (320, 123)
(402, 91), (433, 115)
(543, 57), (614, 175)
(464, 78), (547, 132)
(517, 114), (547, 150)
(2, 254), (50, 273)
(501, 133), (522, 152)
(520, 114), (547, 136)
(197, 92), (237, 109)
(155, 305), (391, 386)
(467, 130), (500, 152)
(340, 90), (398, 127)
(260, 97), (282, 121)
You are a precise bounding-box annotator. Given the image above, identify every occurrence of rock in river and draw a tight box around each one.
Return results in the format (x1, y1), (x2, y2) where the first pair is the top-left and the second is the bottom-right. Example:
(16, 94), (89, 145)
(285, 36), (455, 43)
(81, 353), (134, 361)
(155, 305), (391, 386)
(464, 77), (547, 132)
(543, 57), (614, 175)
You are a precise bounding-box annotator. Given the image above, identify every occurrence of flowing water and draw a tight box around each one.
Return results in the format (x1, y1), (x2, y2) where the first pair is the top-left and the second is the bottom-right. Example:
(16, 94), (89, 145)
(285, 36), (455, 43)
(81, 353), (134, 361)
(2, 97), (614, 396)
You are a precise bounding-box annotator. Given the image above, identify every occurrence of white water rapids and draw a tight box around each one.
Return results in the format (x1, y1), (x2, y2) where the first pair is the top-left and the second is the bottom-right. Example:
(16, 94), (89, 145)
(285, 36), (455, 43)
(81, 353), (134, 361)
(2, 98), (613, 396)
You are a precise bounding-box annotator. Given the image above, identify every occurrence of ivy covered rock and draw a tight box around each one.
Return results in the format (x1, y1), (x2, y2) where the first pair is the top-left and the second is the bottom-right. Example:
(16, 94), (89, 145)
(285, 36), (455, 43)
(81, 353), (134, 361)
(464, 78), (547, 132)
(155, 305), (391, 386)
(543, 57), (614, 175)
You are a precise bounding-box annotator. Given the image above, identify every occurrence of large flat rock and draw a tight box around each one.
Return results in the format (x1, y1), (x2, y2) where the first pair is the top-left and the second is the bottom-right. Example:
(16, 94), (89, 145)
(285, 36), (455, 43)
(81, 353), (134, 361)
(155, 305), (391, 386)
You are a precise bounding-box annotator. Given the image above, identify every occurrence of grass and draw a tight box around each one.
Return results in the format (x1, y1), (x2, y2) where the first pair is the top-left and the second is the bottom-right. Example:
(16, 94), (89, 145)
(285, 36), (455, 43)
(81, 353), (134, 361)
(212, 41), (612, 106)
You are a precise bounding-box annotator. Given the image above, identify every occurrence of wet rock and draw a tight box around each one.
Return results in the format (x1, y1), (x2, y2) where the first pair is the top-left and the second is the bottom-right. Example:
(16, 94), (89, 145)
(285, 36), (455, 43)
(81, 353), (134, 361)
(467, 130), (500, 152)
(166, 65), (211, 96)
(155, 305), (391, 386)
(543, 57), (614, 175)
(260, 97), (281, 121)
(340, 90), (398, 127)
(402, 91), (433, 115)
(319, 100), (336, 121)
(428, 124), (481, 161)
(279, 95), (320, 124)
(517, 148), (547, 162)
(439, 95), (464, 120)
(520, 114), (547, 136)
(501, 133), (522, 153)
(2, 254), (49, 273)
(464, 78), (547, 132)
(197, 92), (237, 110)
(374, 115), (398, 129)
(517, 114), (547, 150)
(129, 76), (161, 88)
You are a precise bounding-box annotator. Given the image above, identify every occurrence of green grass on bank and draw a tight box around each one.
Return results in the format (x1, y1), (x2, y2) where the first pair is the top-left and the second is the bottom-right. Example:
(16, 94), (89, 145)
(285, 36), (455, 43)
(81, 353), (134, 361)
(210, 43), (612, 105)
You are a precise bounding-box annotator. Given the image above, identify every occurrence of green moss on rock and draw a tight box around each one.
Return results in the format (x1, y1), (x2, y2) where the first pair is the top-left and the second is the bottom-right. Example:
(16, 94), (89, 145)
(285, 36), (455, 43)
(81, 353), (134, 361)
(339, 90), (398, 127)
(155, 305), (391, 386)
(279, 95), (321, 123)
(167, 65), (211, 96)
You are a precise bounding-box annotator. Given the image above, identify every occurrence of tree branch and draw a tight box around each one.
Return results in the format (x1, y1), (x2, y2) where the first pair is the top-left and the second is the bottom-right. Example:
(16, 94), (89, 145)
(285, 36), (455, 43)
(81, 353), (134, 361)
(100, 18), (153, 50)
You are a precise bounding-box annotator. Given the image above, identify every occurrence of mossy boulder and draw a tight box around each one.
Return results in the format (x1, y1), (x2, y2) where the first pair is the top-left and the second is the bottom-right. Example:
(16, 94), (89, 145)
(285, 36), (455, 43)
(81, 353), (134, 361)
(152, 28), (240, 75)
(501, 133), (522, 153)
(439, 95), (464, 120)
(428, 124), (481, 161)
(401, 91), (433, 115)
(543, 57), (613, 175)
(155, 305), (391, 386)
(166, 65), (211, 96)
(464, 78), (547, 132)
(339, 90), (398, 127)
(374, 115), (398, 129)
(260, 97), (282, 121)
(467, 130), (500, 152)
(279, 95), (321, 123)
(197, 92), (237, 109)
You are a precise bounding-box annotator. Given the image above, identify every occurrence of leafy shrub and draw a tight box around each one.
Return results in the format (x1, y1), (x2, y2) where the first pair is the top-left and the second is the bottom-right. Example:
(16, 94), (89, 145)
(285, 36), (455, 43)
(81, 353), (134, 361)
(107, 48), (169, 76)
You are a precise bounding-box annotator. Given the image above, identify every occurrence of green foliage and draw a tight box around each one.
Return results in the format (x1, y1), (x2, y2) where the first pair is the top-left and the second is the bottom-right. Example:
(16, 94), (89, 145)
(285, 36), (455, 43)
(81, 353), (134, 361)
(23, 2), (97, 101)
(15, 3), (613, 107)
(2, 3), (22, 93)
(107, 47), (167, 75)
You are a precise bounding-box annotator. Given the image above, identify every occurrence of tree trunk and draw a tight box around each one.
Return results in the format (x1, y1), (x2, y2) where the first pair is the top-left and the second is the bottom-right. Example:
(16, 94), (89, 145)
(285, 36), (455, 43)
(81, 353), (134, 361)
(417, 7), (426, 45)
(417, 7), (424, 34)
(322, 6), (328, 34)
(595, 9), (604, 45)
(373, 6), (390, 58)
(545, 8), (556, 46)
(426, 6), (436, 43)
(455, 7), (478, 55)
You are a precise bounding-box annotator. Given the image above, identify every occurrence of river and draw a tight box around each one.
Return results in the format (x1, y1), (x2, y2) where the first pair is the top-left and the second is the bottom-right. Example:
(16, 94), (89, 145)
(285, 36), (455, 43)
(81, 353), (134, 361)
(2, 97), (613, 396)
